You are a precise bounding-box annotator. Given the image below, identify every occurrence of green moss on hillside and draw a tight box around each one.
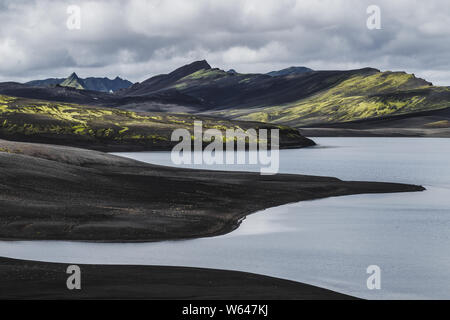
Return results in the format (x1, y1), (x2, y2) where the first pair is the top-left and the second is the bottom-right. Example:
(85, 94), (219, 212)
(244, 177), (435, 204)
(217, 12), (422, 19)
(0, 94), (311, 150)
(213, 71), (449, 127)
(60, 73), (85, 90)
(180, 68), (229, 81)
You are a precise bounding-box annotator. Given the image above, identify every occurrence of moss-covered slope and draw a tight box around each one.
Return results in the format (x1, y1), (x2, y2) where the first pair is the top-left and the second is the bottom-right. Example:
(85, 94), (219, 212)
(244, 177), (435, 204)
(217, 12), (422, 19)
(0, 94), (314, 151)
(60, 72), (86, 90)
(210, 71), (450, 127)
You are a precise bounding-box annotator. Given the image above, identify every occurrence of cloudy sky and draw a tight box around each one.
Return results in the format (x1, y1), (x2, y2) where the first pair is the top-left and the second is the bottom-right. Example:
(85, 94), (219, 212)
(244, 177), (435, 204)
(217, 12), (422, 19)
(1, 0), (450, 85)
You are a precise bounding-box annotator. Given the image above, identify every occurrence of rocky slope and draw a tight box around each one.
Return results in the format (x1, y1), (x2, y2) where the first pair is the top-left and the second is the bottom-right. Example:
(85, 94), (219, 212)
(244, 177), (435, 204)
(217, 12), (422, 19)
(0, 94), (314, 151)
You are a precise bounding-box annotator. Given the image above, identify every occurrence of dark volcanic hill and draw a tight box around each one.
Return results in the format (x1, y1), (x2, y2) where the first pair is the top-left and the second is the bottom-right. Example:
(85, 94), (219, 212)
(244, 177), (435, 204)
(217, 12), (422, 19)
(116, 60), (382, 113)
(26, 73), (132, 92)
(266, 66), (313, 77)
(124, 60), (212, 95)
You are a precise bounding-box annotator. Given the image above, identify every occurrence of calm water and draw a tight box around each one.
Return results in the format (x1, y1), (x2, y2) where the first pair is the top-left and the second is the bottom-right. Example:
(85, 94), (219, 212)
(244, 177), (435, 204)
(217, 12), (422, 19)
(1, 138), (450, 299)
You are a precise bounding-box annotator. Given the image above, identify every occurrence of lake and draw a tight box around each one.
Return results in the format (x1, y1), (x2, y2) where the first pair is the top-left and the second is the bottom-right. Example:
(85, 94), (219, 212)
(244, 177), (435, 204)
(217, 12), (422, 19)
(1, 138), (449, 299)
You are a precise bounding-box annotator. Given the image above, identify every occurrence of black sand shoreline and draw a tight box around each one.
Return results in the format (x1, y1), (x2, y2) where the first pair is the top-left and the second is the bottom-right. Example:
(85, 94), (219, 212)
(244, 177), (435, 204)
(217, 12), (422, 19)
(0, 257), (357, 300)
(300, 127), (450, 137)
(0, 139), (425, 242)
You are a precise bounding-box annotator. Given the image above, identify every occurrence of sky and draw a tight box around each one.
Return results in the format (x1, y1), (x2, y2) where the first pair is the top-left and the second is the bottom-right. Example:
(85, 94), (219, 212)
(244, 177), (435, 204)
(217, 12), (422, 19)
(1, 0), (450, 85)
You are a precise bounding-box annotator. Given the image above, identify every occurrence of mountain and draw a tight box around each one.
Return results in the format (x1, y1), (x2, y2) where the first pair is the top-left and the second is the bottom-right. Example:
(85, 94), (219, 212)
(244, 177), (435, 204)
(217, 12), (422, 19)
(60, 72), (86, 90)
(116, 61), (450, 135)
(26, 78), (63, 87)
(211, 70), (443, 126)
(26, 73), (132, 92)
(116, 61), (378, 113)
(3, 60), (450, 136)
(124, 60), (211, 95)
(266, 66), (313, 77)
(83, 76), (133, 92)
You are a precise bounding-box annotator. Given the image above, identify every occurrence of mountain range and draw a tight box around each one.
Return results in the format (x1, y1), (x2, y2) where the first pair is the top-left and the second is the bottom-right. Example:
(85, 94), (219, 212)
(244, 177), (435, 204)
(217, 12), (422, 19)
(1, 60), (450, 136)
(26, 72), (133, 92)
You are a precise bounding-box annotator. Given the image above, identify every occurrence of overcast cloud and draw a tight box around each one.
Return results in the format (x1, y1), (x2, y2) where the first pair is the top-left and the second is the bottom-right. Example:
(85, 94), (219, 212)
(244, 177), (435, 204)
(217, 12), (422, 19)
(1, 0), (450, 85)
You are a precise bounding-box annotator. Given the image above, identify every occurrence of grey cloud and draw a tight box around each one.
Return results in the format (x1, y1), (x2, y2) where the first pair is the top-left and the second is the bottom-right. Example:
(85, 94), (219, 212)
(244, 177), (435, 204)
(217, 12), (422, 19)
(0, 0), (449, 85)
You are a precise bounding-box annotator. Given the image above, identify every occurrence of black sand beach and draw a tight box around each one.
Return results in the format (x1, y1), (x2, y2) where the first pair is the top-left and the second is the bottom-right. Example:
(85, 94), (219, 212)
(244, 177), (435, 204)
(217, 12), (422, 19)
(0, 257), (356, 300)
(0, 139), (424, 241)
(300, 127), (450, 137)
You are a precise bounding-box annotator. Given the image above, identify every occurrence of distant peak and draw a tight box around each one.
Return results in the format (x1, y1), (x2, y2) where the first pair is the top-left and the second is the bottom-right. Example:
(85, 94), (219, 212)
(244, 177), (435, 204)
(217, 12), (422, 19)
(358, 67), (380, 73)
(68, 72), (80, 79)
(266, 66), (313, 77)
(61, 72), (85, 90)
(196, 59), (211, 68)
(166, 60), (212, 79)
(179, 60), (211, 72)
